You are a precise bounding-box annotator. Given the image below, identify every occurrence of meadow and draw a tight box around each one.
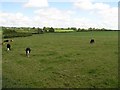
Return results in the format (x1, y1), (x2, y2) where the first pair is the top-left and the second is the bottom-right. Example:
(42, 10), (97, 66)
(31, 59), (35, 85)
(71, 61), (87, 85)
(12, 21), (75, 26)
(2, 31), (118, 88)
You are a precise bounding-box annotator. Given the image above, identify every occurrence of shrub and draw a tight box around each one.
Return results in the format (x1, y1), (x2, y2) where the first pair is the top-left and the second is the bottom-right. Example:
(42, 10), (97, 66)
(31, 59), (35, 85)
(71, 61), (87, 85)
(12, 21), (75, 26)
(3, 33), (32, 38)
(2, 28), (32, 38)
(3, 28), (16, 34)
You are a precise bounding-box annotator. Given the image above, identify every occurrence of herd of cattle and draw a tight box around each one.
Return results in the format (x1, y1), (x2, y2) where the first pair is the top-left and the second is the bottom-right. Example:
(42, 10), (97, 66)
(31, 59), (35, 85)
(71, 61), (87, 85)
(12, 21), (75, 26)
(1, 39), (95, 57)
(2, 39), (31, 57)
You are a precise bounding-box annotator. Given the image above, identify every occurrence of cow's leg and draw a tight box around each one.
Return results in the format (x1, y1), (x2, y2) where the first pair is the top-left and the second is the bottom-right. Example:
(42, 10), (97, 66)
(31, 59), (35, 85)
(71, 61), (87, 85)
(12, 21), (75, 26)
(26, 51), (30, 57)
(7, 48), (9, 51)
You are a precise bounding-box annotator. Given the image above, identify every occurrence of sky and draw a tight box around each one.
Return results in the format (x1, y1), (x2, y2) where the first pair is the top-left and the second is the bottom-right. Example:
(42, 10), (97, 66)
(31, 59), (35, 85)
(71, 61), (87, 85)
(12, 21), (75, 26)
(0, 0), (119, 30)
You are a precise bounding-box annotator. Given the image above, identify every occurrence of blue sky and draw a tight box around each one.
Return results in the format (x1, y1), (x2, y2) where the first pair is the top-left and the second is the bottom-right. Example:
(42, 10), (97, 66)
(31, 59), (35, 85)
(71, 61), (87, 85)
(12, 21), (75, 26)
(0, 0), (118, 29)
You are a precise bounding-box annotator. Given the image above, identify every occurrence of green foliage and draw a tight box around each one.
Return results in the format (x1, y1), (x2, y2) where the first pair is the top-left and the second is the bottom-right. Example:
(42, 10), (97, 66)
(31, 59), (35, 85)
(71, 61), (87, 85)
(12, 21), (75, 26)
(71, 27), (77, 31)
(37, 28), (44, 34)
(3, 28), (17, 34)
(49, 27), (55, 32)
(43, 27), (48, 32)
(42, 27), (55, 33)
(2, 27), (32, 38)
(3, 33), (32, 38)
(77, 27), (112, 32)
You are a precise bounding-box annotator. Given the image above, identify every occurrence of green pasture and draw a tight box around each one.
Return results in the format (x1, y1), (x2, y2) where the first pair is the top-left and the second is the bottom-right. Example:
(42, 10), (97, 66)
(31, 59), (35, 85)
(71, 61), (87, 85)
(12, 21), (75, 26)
(2, 31), (118, 88)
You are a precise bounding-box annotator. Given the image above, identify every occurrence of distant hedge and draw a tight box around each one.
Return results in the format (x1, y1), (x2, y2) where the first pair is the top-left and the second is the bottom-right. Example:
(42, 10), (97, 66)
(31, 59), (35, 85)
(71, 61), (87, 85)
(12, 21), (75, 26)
(3, 33), (32, 38)
(2, 28), (32, 38)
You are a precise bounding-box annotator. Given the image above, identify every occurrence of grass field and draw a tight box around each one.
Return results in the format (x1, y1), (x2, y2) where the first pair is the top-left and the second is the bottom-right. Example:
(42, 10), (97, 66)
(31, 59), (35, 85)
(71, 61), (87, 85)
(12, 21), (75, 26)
(2, 31), (118, 88)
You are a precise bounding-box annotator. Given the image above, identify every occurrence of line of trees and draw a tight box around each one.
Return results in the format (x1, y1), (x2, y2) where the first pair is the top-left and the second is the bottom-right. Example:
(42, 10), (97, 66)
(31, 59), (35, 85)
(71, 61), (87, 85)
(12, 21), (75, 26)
(2, 26), (117, 38)
(67, 27), (113, 31)
(53, 27), (113, 31)
(77, 27), (108, 31)
(2, 26), (114, 33)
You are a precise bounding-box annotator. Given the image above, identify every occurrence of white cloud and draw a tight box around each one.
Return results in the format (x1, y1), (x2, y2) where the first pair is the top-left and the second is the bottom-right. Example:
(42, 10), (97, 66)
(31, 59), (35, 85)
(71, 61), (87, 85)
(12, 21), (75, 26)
(74, 1), (94, 10)
(0, 8), (73, 28)
(0, 0), (27, 2)
(74, 1), (118, 29)
(34, 8), (72, 21)
(93, 3), (110, 10)
(24, 0), (48, 8)
(96, 7), (118, 29)
(48, 0), (118, 3)
(0, 0), (118, 2)
(33, 8), (74, 27)
(0, 12), (32, 27)
(74, 1), (111, 10)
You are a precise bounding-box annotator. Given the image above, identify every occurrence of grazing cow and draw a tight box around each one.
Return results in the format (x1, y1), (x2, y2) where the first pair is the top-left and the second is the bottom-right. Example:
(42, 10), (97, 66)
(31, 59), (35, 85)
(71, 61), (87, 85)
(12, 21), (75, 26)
(25, 48), (31, 57)
(90, 39), (95, 44)
(4, 39), (13, 43)
(7, 44), (11, 51)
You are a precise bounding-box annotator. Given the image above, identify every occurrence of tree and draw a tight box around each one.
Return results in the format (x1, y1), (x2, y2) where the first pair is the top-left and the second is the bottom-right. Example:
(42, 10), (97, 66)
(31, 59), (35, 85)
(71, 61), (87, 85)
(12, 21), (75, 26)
(77, 28), (81, 32)
(81, 28), (85, 31)
(37, 28), (43, 34)
(32, 27), (35, 29)
(71, 27), (77, 31)
(88, 27), (93, 31)
(101, 28), (106, 31)
(49, 27), (55, 32)
(68, 27), (70, 30)
(43, 27), (48, 32)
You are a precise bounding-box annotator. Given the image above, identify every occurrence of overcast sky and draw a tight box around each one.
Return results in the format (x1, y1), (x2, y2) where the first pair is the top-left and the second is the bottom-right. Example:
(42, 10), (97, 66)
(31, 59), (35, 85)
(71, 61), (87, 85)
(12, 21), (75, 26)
(0, 0), (118, 29)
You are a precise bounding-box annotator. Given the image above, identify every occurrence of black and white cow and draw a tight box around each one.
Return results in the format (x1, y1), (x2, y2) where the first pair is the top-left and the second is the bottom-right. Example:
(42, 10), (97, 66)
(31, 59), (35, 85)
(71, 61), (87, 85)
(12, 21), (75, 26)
(7, 43), (11, 51)
(90, 39), (95, 44)
(4, 39), (13, 43)
(25, 48), (31, 57)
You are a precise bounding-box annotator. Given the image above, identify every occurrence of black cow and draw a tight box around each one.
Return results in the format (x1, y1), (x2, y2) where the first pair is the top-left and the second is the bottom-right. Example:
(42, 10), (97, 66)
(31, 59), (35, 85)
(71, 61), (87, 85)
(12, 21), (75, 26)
(90, 39), (95, 44)
(7, 44), (11, 51)
(25, 48), (31, 57)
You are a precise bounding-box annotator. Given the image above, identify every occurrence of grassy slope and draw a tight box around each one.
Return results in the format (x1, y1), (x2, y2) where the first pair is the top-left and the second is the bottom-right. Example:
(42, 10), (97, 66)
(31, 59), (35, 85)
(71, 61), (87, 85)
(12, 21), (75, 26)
(2, 31), (118, 88)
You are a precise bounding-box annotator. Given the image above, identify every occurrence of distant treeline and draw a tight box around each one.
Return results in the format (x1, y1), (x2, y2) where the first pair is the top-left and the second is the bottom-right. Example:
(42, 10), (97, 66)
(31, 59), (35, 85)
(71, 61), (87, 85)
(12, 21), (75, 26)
(1, 26), (118, 38)
(59, 27), (118, 31)
(2, 27), (55, 38)
(2, 27), (32, 38)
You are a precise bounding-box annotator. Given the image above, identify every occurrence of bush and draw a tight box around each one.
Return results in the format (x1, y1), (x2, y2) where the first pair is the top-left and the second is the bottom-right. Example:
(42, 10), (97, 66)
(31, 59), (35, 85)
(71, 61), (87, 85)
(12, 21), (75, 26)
(2, 28), (32, 38)
(3, 28), (17, 34)
(3, 33), (32, 38)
